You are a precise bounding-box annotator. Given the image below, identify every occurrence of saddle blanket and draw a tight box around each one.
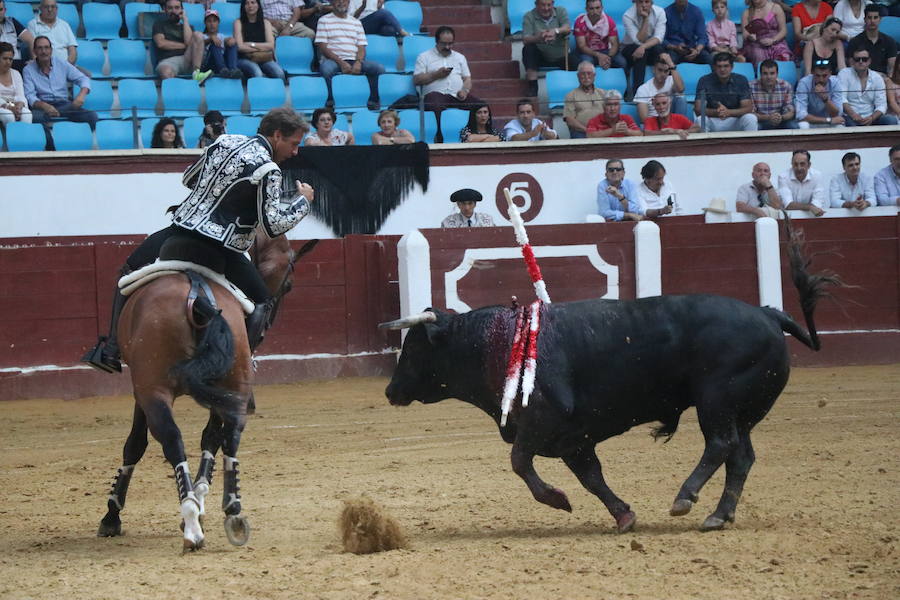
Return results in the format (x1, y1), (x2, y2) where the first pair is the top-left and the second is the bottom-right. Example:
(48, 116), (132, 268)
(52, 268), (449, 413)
(118, 260), (255, 315)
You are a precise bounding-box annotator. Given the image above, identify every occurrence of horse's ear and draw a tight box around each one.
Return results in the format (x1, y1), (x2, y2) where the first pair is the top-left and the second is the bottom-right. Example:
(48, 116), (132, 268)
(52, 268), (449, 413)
(294, 239), (319, 262)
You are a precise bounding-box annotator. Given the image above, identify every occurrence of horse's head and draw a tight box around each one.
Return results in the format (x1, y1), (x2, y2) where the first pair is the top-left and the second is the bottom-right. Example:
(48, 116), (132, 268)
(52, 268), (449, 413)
(251, 227), (319, 301)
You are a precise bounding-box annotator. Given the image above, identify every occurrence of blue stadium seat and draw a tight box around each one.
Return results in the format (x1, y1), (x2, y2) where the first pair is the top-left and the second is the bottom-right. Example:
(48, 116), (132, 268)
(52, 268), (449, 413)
(729, 1), (746, 23)
(96, 119), (136, 149)
(108, 39), (150, 78)
(75, 80), (114, 119)
(211, 2), (240, 26)
(52, 121), (94, 151)
(182, 2), (204, 31)
(597, 67), (627, 95)
(383, 1), (422, 34)
(546, 70), (578, 109)
(776, 60), (797, 87)
(879, 16), (900, 40)
(204, 78), (245, 115)
(603, 0), (632, 22)
(275, 37), (315, 75)
(125, 3), (160, 39)
(227, 115), (261, 137)
(76, 40), (106, 78)
(350, 110), (380, 145)
(182, 116), (205, 148)
(438, 108), (470, 143)
(117, 78), (159, 118)
(732, 61), (756, 81)
(507, 0), (531, 34)
(7, 3), (34, 27)
(138, 117), (159, 148)
(398, 108), (436, 142)
(6, 122), (47, 151)
(401, 34), (432, 71)
(247, 77), (287, 115)
(556, 0), (584, 22)
(289, 76), (329, 111)
(676, 63), (711, 101)
(377, 73), (415, 109)
(83, 3), (123, 40)
(332, 73), (372, 111)
(620, 102), (639, 123)
(366, 35), (401, 73)
(57, 3), (79, 33)
(162, 78), (202, 117)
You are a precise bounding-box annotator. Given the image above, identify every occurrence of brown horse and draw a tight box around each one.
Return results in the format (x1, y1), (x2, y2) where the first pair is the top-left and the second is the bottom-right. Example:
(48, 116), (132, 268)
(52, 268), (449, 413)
(96, 231), (315, 551)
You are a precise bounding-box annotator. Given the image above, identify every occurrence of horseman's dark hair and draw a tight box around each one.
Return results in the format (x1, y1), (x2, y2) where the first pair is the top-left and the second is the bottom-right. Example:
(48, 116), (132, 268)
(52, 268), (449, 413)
(641, 159), (666, 180)
(434, 25), (455, 40)
(466, 102), (494, 133)
(259, 107), (308, 137)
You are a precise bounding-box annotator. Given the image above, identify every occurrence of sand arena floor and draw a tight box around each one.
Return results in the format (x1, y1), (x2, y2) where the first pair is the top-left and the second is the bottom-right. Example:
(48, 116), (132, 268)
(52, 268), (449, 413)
(0, 365), (898, 600)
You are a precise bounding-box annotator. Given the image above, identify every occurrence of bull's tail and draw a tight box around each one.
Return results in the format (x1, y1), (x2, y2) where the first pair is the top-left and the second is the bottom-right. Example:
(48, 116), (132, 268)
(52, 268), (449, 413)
(777, 213), (844, 351)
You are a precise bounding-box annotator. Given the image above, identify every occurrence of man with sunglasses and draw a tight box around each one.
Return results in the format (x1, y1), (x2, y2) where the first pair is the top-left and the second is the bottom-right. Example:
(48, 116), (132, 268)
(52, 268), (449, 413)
(847, 5), (896, 77)
(597, 159), (643, 221)
(795, 59), (845, 128)
(838, 48), (898, 126)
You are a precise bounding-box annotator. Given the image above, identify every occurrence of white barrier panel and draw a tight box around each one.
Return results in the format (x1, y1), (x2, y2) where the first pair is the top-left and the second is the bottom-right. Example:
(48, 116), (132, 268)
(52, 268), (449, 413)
(755, 217), (784, 310)
(635, 220), (662, 298)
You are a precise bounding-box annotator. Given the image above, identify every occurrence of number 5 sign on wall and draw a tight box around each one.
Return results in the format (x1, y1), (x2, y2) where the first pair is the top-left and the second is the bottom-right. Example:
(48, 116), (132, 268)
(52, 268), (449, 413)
(495, 173), (544, 222)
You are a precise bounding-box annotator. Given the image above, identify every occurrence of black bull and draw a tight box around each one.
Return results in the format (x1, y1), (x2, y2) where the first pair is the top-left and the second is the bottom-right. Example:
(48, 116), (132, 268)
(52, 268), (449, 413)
(380, 225), (838, 532)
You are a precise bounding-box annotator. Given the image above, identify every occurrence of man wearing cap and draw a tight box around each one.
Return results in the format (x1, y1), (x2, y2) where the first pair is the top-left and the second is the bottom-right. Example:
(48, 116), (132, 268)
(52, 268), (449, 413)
(199, 9), (242, 80)
(735, 162), (785, 219)
(441, 189), (495, 228)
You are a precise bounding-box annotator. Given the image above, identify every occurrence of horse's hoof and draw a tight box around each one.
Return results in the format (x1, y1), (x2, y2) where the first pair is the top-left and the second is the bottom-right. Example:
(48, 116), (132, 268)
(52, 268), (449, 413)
(615, 510), (636, 533)
(700, 515), (727, 531)
(182, 536), (205, 553)
(224, 514), (250, 546)
(670, 498), (694, 517)
(97, 521), (122, 537)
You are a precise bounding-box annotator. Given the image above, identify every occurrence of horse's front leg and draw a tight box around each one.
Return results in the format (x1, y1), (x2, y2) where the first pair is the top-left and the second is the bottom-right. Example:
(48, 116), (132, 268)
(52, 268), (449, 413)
(220, 411), (250, 546)
(193, 412), (223, 521)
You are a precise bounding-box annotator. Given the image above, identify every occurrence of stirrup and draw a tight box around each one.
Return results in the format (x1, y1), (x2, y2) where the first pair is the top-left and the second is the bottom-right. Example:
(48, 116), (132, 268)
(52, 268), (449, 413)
(81, 337), (122, 374)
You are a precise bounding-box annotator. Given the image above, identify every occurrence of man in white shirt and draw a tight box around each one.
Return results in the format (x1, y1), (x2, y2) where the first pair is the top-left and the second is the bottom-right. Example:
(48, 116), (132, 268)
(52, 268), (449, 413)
(873, 144), (900, 207)
(736, 162), (785, 219)
(621, 0), (671, 98)
(837, 48), (899, 127)
(504, 98), (558, 141)
(26, 0), (77, 68)
(633, 56), (687, 122)
(778, 149), (827, 217)
(315, 0), (384, 110)
(829, 152), (875, 211)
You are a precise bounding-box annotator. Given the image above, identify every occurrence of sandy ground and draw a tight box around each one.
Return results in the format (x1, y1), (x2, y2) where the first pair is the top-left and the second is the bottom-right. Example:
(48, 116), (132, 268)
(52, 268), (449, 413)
(1, 365), (898, 600)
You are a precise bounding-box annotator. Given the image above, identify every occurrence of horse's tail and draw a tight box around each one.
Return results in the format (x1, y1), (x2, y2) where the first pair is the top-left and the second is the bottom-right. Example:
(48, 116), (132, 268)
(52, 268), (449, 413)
(170, 298), (242, 418)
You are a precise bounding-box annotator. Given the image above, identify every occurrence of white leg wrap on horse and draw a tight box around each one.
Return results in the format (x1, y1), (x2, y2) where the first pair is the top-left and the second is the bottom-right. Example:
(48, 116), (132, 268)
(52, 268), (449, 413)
(175, 461), (204, 547)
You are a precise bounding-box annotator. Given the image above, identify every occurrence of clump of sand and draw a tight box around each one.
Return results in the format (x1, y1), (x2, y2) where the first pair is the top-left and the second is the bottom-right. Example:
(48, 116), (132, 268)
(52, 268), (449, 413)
(338, 496), (408, 554)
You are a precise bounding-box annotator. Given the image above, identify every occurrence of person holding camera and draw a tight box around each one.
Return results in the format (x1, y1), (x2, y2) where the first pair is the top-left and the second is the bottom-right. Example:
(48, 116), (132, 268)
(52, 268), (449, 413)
(197, 110), (227, 148)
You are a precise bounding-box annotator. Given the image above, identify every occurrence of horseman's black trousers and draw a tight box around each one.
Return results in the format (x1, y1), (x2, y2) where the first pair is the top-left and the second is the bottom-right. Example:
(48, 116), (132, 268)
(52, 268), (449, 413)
(126, 225), (271, 304)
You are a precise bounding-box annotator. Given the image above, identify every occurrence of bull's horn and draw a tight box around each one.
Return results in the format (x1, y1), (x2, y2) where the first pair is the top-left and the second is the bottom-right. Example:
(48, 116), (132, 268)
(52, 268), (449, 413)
(377, 311), (437, 330)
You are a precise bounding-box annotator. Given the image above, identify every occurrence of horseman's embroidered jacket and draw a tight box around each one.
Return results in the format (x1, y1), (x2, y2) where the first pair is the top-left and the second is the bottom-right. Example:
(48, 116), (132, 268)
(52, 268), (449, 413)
(172, 134), (309, 253)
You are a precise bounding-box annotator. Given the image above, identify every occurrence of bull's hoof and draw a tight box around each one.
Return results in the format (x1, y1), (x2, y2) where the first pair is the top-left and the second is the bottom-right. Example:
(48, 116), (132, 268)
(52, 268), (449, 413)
(670, 498), (694, 517)
(97, 518), (122, 537)
(224, 514), (251, 546)
(544, 488), (572, 512)
(699, 515), (727, 531)
(615, 510), (636, 533)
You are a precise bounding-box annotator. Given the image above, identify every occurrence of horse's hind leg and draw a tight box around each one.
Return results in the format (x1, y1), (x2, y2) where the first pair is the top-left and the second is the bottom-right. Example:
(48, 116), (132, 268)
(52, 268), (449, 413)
(193, 412), (223, 521)
(98, 402), (149, 537)
(220, 412), (250, 546)
(143, 397), (205, 551)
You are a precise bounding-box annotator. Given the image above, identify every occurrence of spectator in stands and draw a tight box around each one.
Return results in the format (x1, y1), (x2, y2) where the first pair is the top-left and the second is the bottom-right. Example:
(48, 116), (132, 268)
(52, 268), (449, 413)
(315, 0), (384, 111)
(298, 1), (332, 33)
(573, 0), (626, 70)
(829, 151), (875, 210)
(305, 105), (355, 145)
(504, 97), (558, 141)
(154, 0), (209, 82)
(874, 144), (900, 206)
(235, 0), (286, 80)
(261, 0), (315, 38)
(740, 0), (792, 66)
(634, 56), (687, 122)
(0, 41), (31, 123)
(750, 59), (798, 128)
(23, 36), (96, 129)
(847, 6), (897, 77)
(795, 59), (845, 127)
(792, 0), (833, 54)
(349, 0), (410, 38)
(694, 52), (758, 131)
(563, 61), (606, 139)
(736, 162), (785, 218)
(832, 0), (868, 40)
(522, 0), (576, 97)
(706, 0), (745, 64)
(27, 0), (81, 73)
(778, 149), (826, 216)
(197, 109), (226, 147)
(586, 89), (642, 136)
(150, 117), (186, 149)
(201, 9), (242, 79)
(0, 0), (34, 72)
(643, 92), (699, 137)
(371, 108), (415, 144)
(460, 102), (506, 142)
(839, 47), (898, 125)
(597, 158), (643, 221)
(638, 159), (677, 218)
(441, 188), (495, 228)
(622, 0), (671, 98)
(802, 16), (845, 76)
(888, 60), (900, 118)
(664, 0), (712, 65)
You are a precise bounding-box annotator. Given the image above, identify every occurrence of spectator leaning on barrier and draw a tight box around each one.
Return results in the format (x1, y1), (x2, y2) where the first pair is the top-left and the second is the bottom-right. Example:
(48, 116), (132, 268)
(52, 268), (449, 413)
(839, 47), (899, 126)
(634, 55), (687, 122)
(574, 0), (626, 70)
(0, 0), (34, 72)
(522, 0), (576, 98)
(643, 92), (699, 137)
(154, 0), (208, 82)
(778, 149), (827, 217)
(795, 59), (845, 127)
(597, 158), (643, 221)
(197, 110), (226, 148)
(694, 51), (758, 131)
(460, 102), (507, 142)
(829, 151), (875, 210)
(847, 5), (897, 78)
(873, 144), (900, 207)
(586, 89), (643, 137)
(504, 97), (558, 141)
(563, 61), (606, 139)
(750, 58), (798, 129)
(622, 0), (671, 98)
(736, 162), (786, 219)
(663, 0), (711, 65)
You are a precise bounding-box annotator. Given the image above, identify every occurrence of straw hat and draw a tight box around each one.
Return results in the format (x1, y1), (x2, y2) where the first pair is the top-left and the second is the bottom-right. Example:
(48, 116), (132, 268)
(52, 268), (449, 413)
(702, 197), (730, 214)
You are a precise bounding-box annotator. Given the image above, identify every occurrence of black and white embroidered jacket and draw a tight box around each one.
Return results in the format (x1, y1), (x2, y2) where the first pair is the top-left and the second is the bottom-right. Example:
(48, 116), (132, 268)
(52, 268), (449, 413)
(172, 134), (309, 253)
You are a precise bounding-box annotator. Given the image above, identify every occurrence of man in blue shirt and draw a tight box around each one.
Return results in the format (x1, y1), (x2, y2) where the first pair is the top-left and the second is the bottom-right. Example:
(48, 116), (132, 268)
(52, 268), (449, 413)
(663, 0), (711, 65)
(794, 60), (845, 128)
(597, 158), (643, 221)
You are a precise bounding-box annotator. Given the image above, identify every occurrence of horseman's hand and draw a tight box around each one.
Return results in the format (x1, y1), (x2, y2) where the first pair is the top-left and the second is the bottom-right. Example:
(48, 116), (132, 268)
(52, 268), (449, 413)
(296, 181), (315, 203)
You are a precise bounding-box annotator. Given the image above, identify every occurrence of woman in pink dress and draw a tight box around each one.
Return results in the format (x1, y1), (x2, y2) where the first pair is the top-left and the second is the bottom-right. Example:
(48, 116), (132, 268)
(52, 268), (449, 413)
(741, 0), (793, 66)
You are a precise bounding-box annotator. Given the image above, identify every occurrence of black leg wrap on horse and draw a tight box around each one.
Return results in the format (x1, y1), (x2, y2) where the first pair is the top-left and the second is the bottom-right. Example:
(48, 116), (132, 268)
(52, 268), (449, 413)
(174, 461), (195, 503)
(194, 451), (216, 488)
(222, 456), (242, 515)
(245, 300), (275, 352)
(106, 464), (136, 512)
